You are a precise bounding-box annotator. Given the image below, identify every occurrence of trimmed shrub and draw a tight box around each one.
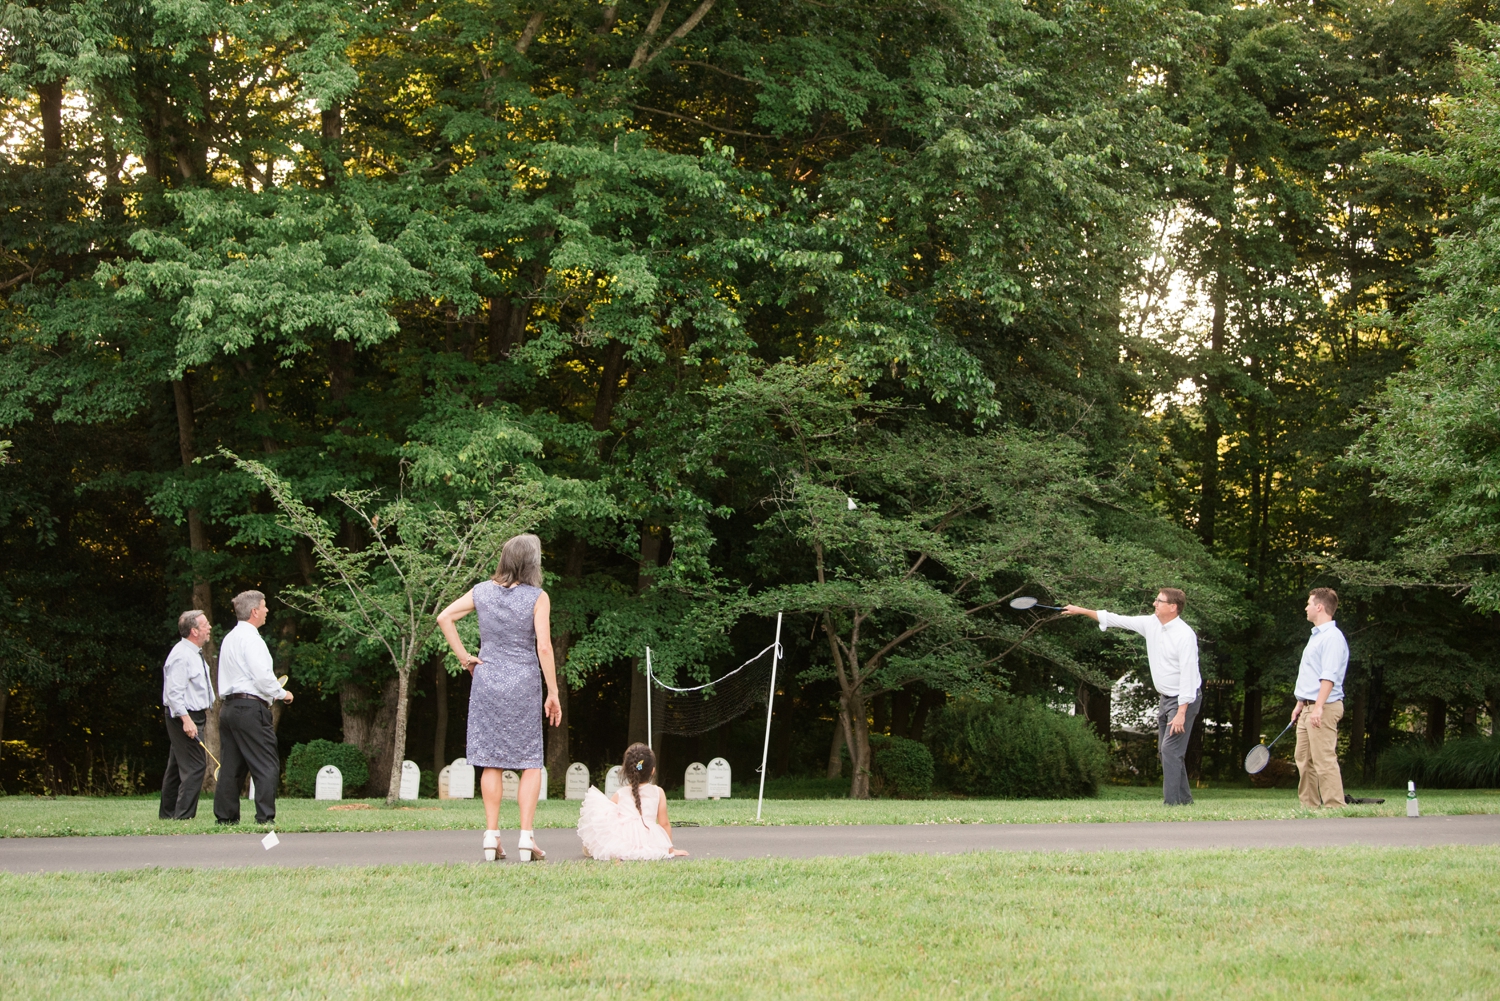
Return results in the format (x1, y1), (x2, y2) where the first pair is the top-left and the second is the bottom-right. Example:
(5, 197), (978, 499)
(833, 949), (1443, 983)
(929, 694), (1108, 798)
(869, 733), (935, 798)
(284, 740), (371, 798)
(1377, 736), (1500, 788)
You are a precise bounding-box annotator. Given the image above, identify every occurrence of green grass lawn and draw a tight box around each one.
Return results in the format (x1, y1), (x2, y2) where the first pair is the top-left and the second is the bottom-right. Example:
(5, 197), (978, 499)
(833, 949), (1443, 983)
(3, 785), (1497, 837)
(1, 846), (1495, 999)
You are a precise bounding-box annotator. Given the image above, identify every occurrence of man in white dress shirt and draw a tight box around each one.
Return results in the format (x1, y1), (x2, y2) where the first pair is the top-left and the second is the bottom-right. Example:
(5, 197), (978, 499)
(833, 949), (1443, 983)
(212, 590), (293, 825)
(1291, 587), (1349, 809)
(159, 609), (216, 819)
(1063, 588), (1202, 805)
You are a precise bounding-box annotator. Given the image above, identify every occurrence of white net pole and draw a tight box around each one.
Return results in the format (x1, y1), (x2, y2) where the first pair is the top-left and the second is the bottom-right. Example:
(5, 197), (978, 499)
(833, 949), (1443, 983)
(756, 612), (783, 822)
(645, 646), (653, 752)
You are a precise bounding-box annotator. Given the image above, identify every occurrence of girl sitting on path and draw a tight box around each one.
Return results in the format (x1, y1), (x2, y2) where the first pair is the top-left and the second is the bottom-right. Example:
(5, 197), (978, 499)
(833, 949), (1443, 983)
(577, 743), (690, 860)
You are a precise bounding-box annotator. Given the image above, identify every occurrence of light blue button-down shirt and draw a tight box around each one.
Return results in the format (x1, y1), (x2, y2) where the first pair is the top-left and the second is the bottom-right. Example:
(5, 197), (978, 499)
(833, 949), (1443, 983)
(1294, 620), (1348, 703)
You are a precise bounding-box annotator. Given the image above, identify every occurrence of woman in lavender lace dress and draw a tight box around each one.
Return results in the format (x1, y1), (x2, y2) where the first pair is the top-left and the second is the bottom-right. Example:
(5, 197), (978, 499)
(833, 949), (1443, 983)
(437, 533), (561, 862)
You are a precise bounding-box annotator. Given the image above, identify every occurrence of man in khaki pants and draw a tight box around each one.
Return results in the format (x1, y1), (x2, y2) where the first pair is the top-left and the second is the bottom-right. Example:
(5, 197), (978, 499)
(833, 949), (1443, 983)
(1291, 588), (1349, 808)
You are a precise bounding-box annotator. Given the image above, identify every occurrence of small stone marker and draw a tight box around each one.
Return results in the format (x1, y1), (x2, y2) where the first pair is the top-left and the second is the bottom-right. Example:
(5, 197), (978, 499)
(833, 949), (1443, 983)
(604, 765), (622, 797)
(502, 769), (520, 801)
(565, 762), (590, 800)
(538, 766), (548, 801)
(706, 757), (731, 799)
(315, 765), (343, 801)
(399, 760), (420, 800)
(248, 777), (256, 802)
(437, 765), (451, 800)
(448, 757), (475, 799)
(684, 761), (708, 800)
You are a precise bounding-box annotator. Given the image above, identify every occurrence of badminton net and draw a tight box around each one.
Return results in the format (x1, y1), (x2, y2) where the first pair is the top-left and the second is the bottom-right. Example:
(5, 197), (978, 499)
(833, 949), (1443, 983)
(648, 643), (781, 737)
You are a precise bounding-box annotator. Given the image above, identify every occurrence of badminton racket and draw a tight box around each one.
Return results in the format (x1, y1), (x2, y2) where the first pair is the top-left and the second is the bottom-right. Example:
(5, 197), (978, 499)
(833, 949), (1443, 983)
(1244, 720), (1296, 774)
(1009, 597), (1066, 611)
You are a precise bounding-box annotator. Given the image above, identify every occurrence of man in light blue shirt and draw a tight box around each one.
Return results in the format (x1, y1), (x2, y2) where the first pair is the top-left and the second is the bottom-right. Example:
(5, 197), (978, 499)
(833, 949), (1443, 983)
(159, 609), (216, 819)
(1291, 587), (1349, 808)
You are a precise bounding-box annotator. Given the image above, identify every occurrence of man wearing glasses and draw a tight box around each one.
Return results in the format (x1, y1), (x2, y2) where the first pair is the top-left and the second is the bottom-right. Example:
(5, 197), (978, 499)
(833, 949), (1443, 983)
(1062, 589), (1201, 805)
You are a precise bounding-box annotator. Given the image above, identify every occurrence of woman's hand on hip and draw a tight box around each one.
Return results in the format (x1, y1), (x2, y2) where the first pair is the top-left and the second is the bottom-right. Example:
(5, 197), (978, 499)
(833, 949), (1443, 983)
(544, 691), (561, 726)
(459, 652), (480, 674)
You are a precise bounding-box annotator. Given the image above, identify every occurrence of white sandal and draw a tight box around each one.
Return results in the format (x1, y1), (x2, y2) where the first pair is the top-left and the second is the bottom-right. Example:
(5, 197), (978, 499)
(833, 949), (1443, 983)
(482, 831), (506, 862)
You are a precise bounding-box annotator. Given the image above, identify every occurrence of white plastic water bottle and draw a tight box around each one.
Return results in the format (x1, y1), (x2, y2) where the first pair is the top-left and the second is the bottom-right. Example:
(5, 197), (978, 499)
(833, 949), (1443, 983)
(1406, 780), (1420, 817)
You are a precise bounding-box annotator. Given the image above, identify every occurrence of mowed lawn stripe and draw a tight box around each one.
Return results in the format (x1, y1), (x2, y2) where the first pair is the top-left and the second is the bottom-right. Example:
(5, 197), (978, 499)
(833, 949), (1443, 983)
(1, 846), (1496, 1000)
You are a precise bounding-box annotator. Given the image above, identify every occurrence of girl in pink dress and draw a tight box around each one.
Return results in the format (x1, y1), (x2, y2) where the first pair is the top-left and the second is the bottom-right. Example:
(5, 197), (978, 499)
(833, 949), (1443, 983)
(577, 743), (690, 860)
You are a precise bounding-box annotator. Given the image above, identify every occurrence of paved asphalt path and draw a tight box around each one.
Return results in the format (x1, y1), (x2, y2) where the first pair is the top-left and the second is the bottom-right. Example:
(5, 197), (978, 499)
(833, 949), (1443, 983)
(2, 814), (1497, 874)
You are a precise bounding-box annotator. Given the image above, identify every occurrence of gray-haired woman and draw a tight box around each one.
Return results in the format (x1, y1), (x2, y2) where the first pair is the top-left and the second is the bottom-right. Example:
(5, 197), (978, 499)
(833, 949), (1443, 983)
(437, 533), (562, 861)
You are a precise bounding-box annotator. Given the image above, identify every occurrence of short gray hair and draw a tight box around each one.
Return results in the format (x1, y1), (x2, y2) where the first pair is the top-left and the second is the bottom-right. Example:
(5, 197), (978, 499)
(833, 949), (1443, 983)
(492, 534), (543, 588)
(178, 609), (207, 638)
(232, 590), (266, 621)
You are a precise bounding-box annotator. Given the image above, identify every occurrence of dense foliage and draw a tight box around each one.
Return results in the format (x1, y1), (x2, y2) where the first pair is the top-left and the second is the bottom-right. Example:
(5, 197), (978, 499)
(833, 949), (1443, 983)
(1, 0), (1497, 800)
(284, 738), (370, 798)
(928, 694), (1109, 798)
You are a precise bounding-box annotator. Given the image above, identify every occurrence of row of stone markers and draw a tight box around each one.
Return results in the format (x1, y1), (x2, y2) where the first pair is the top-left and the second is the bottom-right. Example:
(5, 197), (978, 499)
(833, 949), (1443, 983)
(311, 756), (733, 801)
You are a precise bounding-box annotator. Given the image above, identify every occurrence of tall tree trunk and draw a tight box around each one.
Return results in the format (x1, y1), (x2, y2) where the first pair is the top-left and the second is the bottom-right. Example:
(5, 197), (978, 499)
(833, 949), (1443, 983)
(627, 527), (664, 748)
(844, 695), (872, 799)
(342, 677), (399, 795)
(1346, 665), (1366, 775)
(0, 685), (7, 746)
(826, 713), (846, 779)
(433, 658), (449, 772)
(1426, 697), (1447, 747)
(321, 102), (342, 187)
(171, 376), (220, 791)
(909, 689), (942, 743)
(38, 81), (63, 166)
(1075, 681), (1112, 744)
(545, 538), (587, 787)
(1200, 153), (1235, 549)
(1241, 677), (1263, 757)
(385, 667), (413, 805)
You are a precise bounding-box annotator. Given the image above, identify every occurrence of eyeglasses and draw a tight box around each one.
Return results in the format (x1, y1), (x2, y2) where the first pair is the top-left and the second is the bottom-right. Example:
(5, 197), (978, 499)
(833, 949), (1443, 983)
(1152, 598), (1170, 605)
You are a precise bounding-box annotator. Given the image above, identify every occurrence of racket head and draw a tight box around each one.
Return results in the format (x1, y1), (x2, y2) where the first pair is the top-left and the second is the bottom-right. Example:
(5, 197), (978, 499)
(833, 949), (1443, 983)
(1010, 597), (1040, 610)
(277, 675), (289, 687)
(1244, 744), (1271, 774)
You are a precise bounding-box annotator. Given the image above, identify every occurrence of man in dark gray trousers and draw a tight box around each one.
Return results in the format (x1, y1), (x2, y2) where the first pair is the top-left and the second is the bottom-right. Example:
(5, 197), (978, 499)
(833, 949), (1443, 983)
(1062, 588), (1202, 805)
(213, 590), (292, 825)
(159, 609), (216, 819)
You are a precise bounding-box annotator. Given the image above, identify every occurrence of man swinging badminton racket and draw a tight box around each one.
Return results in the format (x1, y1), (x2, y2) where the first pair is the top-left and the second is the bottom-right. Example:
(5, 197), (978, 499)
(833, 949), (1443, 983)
(1062, 589), (1202, 805)
(1290, 588), (1349, 809)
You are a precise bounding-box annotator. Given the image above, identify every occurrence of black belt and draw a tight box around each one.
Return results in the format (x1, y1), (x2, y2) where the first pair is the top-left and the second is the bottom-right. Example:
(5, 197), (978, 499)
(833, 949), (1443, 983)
(225, 692), (270, 707)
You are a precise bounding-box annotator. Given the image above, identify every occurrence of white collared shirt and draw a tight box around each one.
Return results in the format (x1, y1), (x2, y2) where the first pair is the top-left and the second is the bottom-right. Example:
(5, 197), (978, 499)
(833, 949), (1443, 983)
(1295, 620), (1348, 703)
(217, 620), (286, 703)
(1097, 610), (1201, 705)
(162, 637), (215, 717)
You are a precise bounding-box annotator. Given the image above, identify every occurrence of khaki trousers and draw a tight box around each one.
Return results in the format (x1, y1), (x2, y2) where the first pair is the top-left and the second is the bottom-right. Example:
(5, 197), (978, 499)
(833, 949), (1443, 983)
(1294, 699), (1345, 808)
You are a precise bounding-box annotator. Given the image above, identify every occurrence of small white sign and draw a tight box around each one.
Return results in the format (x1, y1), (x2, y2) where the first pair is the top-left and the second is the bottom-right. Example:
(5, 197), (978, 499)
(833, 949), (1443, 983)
(437, 765), (451, 800)
(448, 757), (475, 799)
(706, 757), (731, 799)
(684, 761), (708, 800)
(501, 770), (520, 801)
(261, 831), (279, 850)
(315, 765), (343, 801)
(248, 777), (256, 802)
(399, 760), (420, 801)
(604, 765), (622, 797)
(565, 762), (590, 800)
(538, 766), (548, 801)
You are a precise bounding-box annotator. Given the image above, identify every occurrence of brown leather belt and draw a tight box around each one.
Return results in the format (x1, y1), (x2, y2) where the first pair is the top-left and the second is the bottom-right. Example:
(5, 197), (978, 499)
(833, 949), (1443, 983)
(225, 692), (270, 707)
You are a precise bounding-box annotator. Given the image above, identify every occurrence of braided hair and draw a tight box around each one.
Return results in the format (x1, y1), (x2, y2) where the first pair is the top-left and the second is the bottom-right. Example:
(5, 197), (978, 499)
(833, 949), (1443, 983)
(621, 742), (656, 827)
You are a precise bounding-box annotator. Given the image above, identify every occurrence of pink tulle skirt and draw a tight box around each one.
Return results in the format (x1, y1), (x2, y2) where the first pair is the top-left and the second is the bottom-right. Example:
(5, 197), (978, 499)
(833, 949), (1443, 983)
(576, 786), (675, 861)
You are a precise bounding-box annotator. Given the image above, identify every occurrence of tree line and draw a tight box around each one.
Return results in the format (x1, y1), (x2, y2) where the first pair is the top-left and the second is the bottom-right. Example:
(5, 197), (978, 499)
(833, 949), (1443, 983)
(1, 0), (1496, 798)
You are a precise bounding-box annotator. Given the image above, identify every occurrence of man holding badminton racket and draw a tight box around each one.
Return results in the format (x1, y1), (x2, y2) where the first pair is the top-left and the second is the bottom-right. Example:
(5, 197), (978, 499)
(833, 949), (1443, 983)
(159, 609), (216, 820)
(1062, 589), (1202, 805)
(1290, 588), (1349, 809)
